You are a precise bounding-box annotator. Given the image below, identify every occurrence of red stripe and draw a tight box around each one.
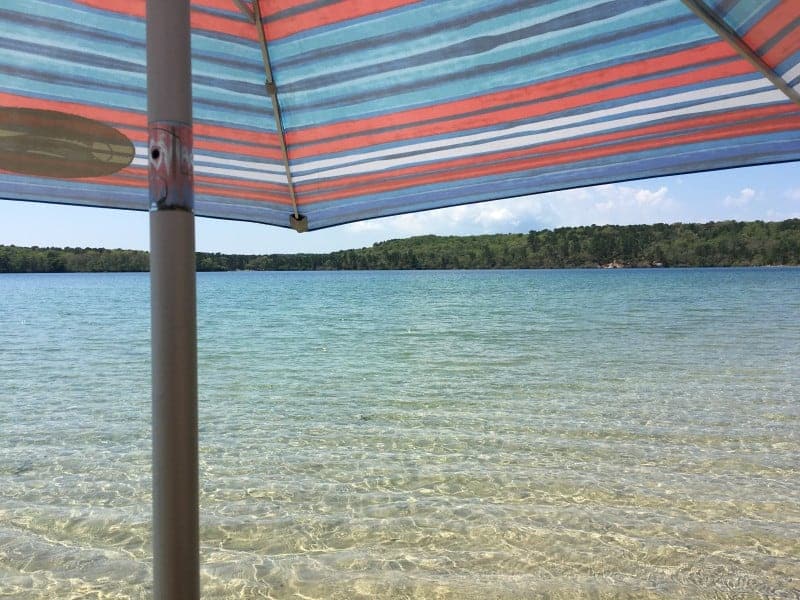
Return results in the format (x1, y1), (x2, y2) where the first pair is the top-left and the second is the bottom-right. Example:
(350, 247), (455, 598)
(74, 0), (259, 40)
(311, 106), (775, 191)
(74, 0), (144, 18)
(286, 41), (741, 152)
(195, 137), (283, 161)
(297, 106), (800, 203)
(193, 0), (249, 13)
(0, 92), (283, 159)
(0, 92), (147, 130)
(761, 26), (800, 68)
(75, 0), (422, 41)
(195, 125), (280, 149)
(58, 169), (146, 188)
(12, 168), (290, 205)
(260, 0), (320, 17)
(195, 183), (291, 204)
(14, 169), (290, 205)
(744, 0), (800, 52)
(192, 11), (257, 40)
(0, 168), (140, 184)
(264, 0), (423, 40)
(288, 55), (754, 161)
(116, 127), (147, 143)
(194, 174), (286, 194)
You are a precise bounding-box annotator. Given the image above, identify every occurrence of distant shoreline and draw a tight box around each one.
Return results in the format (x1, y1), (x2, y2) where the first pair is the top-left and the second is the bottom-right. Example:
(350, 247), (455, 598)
(2, 218), (799, 273)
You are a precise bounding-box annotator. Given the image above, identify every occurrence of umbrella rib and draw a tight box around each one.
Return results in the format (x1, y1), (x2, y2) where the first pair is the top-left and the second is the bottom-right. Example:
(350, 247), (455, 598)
(681, 0), (800, 106)
(231, 0), (255, 24)
(252, 0), (304, 228)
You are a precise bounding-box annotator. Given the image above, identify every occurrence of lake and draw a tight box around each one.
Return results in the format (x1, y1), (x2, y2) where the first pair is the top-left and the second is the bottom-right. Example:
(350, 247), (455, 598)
(1, 268), (798, 598)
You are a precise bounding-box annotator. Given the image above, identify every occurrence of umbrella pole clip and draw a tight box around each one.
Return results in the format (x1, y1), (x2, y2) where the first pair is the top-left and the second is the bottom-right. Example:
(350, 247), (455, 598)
(149, 121), (194, 212)
(290, 213), (308, 232)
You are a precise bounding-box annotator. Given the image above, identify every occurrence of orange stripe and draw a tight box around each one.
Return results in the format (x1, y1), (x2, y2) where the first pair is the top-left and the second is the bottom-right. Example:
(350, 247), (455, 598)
(73, 0), (144, 18)
(0, 92), (282, 158)
(298, 107), (800, 203)
(311, 104), (791, 192)
(73, 0), (258, 40)
(264, 0), (422, 40)
(12, 169), (289, 205)
(194, 137), (283, 161)
(194, 174), (286, 194)
(117, 127), (147, 143)
(195, 123), (280, 147)
(0, 92), (147, 129)
(195, 183), (291, 204)
(288, 54), (753, 160)
(286, 41), (740, 150)
(744, 0), (800, 52)
(60, 169), (147, 188)
(193, 0), (249, 13)
(761, 27), (800, 68)
(260, 0), (319, 18)
(75, 165), (288, 197)
(192, 11), (257, 40)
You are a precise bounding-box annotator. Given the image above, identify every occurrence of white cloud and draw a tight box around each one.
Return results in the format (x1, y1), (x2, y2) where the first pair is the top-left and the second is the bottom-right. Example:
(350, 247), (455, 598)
(532, 184), (679, 227)
(723, 187), (757, 207)
(635, 186), (669, 205)
(339, 183), (681, 241)
(784, 187), (800, 202)
(344, 220), (383, 233)
(472, 206), (517, 227)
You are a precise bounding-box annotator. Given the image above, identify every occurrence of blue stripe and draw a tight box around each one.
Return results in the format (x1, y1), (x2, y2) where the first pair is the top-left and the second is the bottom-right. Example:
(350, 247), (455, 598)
(291, 74), (774, 179)
(277, 12), (713, 127)
(721, 0), (777, 36)
(309, 132), (800, 229)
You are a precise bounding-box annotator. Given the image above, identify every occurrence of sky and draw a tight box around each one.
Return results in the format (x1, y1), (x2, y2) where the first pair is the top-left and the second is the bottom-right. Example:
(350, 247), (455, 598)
(1, 162), (798, 255)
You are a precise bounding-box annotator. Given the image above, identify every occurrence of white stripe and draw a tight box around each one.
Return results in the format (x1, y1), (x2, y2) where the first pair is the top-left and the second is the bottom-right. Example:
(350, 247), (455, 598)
(291, 79), (771, 178)
(194, 153), (284, 174)
(783, 62), (800, 84)
(293, 87), (784, 183)
(195, 165), (287, 184)
(132, 146), (285, 183)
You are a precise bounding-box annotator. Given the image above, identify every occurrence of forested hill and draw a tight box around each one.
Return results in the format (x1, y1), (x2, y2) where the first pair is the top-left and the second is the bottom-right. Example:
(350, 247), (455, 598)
(1, 219), (799, 273)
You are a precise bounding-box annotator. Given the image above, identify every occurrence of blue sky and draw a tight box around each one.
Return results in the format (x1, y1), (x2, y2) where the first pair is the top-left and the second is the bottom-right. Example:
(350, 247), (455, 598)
(1, 162), (798, 254)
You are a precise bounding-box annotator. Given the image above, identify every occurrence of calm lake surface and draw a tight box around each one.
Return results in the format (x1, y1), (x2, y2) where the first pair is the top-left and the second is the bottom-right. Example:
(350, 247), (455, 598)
(0, 268), (798, 599)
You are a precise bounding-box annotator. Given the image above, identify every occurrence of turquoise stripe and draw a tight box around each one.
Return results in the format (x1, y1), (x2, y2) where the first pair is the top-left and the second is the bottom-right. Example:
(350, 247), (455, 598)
(0, 72), (143, 112)
(279, 22), (714, 129)
(721, 0), (778, 35)
(277, 1), (683, 89)
(289, 73), (767, 174)
(269, 0), (507, 60)
(272, 0), (621, 80)
(9, 0), (144, 44)
(0, 46), (144, 95)
(307, 131), (800, 228)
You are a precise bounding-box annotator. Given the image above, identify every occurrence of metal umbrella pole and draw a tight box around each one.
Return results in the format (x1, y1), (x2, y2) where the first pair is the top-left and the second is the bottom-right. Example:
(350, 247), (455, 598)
(146, 0), (199, 597)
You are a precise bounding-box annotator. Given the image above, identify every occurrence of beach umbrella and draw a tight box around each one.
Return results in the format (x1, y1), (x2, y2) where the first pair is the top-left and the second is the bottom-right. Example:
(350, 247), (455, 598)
(1, 0), (798, 597)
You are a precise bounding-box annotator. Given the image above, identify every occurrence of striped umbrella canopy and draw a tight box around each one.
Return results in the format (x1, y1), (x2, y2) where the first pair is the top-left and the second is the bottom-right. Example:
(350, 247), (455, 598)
(3, 3), (799, 597)
(1, 0), (799, 231)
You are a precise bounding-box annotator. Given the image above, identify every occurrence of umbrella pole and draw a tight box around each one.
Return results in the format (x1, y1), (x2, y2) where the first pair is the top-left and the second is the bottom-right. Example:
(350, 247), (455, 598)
(147, 0), (198, 598)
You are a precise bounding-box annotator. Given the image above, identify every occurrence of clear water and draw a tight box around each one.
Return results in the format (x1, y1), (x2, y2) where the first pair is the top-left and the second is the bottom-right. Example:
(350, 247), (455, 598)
(0, 269), (798, 599)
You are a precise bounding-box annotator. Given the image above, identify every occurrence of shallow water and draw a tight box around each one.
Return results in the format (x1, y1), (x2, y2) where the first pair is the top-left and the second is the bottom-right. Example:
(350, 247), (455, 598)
(1, 268), (798, 598)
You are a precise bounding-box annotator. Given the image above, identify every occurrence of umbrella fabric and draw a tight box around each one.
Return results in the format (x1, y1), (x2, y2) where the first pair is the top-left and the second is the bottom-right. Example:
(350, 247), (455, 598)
(1, 0), (798, 230)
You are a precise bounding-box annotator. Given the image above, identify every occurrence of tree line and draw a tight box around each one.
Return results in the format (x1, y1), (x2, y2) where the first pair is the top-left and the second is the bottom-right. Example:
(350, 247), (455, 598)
(1, 219), (798, 273)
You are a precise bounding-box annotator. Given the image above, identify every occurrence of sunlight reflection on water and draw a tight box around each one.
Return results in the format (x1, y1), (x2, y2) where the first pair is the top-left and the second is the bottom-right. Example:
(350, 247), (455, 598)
(1, 269), (798, 598)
